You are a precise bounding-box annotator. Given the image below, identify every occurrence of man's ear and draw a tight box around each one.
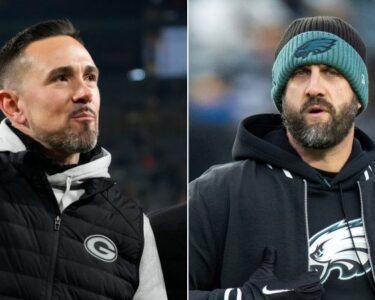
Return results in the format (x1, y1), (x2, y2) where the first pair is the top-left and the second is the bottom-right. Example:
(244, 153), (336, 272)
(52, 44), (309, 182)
(0, 89), (26, 124)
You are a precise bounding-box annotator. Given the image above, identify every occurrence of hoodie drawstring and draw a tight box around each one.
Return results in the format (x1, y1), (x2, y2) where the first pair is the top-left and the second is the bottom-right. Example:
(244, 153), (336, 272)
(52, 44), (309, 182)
(58, 176), (72, 212)
(303, 179), (311, 272)
(338, 184), (375, 292)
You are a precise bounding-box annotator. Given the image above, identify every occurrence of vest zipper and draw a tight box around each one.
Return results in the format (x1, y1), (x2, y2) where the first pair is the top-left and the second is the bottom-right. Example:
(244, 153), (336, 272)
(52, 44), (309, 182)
(45, 214), (62, 300)
(54, 215), (61, 231)
(303, 179), (311, 272)
(357, 181), (375, 282)
(45, 176), (72, 299)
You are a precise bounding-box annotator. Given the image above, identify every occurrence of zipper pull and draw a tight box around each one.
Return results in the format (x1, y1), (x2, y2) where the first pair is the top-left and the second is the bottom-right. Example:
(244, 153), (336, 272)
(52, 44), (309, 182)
(54, 215), (61, 231)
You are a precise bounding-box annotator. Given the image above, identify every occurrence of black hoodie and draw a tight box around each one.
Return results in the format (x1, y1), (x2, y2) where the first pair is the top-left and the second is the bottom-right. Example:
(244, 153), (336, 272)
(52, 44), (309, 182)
(190, 114), (375, 299)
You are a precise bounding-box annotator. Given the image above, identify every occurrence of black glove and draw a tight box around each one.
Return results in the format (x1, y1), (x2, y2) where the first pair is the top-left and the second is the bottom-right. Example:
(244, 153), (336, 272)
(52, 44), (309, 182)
(240, 247), (323, 300)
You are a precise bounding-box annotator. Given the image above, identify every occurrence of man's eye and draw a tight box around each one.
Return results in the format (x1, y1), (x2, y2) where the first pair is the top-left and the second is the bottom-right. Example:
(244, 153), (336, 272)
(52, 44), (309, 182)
(55, 75), (68, 82)
(292, 69), (308, 77)
(85, 74), (97, 81)
(326, 69), (340, 76)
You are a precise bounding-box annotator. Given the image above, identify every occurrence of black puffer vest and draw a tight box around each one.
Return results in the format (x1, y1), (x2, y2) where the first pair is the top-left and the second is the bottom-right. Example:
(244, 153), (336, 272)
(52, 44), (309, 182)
(0, 151), (144, 300)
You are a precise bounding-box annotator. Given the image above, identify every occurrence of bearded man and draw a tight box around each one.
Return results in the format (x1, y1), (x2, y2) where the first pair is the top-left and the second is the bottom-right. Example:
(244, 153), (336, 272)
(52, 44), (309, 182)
(0, 19), (167, 299)
(190, 16), (375, 299)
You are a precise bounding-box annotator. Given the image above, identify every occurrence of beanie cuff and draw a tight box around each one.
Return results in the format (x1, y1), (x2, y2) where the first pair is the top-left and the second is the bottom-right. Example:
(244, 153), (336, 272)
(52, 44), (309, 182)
(271, 31), (368, 114)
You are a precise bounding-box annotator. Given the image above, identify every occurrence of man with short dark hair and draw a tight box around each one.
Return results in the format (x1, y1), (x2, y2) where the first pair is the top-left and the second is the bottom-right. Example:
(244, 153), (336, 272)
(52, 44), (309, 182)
(190, 16), (375, 299)
(0, 19), (167, 299)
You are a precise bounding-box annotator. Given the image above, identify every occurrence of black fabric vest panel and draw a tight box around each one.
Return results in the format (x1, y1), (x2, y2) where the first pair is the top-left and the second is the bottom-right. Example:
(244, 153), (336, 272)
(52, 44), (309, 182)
(0, 152), (144, 300)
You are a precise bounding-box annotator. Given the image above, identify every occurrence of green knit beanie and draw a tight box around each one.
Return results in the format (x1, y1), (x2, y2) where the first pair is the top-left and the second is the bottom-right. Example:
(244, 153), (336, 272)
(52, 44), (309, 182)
(271, 16), (368, 114)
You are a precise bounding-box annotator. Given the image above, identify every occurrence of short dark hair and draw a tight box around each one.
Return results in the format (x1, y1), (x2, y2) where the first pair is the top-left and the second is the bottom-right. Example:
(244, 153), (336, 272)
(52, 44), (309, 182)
(0, 19), (82, 88)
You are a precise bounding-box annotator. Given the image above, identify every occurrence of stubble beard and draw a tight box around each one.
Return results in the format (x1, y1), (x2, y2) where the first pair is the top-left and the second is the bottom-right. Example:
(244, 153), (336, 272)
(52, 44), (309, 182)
(281, 96), (359, 149)
(31, 121), (99, 155)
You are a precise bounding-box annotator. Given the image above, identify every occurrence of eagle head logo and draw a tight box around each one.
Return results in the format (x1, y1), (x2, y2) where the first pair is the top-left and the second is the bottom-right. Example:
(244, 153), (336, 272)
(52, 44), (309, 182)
(309, 218), (371, 283)
(294, 38), (337, 59)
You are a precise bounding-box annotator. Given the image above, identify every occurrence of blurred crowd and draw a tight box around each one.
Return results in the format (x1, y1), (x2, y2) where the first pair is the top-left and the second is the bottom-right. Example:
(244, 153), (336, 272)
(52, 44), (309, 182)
(101, 78), (186, 213)
(189, 0), (375, 180)
(99, 2), (187, 213)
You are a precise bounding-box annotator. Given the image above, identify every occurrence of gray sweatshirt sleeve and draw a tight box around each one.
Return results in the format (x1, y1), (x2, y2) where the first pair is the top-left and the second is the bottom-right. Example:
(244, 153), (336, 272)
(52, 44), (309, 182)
(133, 215), (168, 300)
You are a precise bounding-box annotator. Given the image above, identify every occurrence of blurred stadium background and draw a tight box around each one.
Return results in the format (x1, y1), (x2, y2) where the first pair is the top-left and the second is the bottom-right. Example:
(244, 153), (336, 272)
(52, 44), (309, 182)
(0, 0), (187, 213)
(190, 0), (375, 180)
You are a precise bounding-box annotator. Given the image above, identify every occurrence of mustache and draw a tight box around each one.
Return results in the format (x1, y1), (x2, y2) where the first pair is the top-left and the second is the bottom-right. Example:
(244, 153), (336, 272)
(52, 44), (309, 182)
(70, 106), (96, 118)
(300, 97), (335, 114)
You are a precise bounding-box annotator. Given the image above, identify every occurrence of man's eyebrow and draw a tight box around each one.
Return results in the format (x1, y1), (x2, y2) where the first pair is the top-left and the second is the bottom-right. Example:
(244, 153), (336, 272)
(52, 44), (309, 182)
(44, 66), (74, 82)
(292, 65), (310, 72)
(84, 65), (99, 75)
(44, 65), (99, 83)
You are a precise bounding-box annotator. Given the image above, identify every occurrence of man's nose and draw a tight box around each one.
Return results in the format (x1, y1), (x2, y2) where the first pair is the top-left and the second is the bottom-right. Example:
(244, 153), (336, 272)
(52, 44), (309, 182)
(72, 80), (93, 103)
(305, 70), (326, 98)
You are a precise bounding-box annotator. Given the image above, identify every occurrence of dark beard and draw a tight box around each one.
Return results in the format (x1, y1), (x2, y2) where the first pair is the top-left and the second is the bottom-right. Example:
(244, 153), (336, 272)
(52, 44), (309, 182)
(282, 96), (358, 149)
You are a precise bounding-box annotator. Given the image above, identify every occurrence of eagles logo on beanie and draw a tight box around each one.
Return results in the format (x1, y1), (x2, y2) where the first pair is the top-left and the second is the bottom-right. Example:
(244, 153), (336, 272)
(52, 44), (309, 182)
(271, 16), (368, 115)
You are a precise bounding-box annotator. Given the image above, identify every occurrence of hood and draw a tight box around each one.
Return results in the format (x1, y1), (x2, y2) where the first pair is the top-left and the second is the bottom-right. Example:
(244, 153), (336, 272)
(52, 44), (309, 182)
(232, 114), (375, 185)
(0, 118), (111, 184)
